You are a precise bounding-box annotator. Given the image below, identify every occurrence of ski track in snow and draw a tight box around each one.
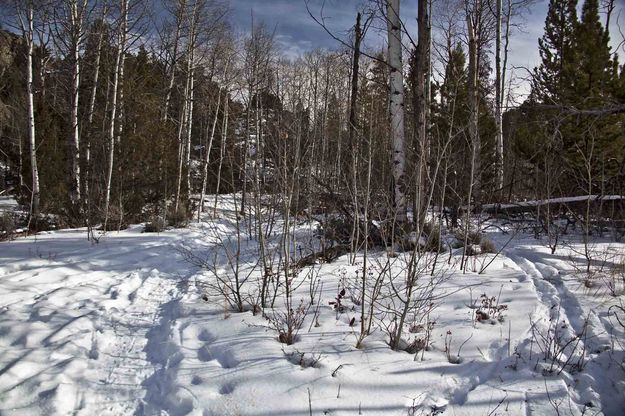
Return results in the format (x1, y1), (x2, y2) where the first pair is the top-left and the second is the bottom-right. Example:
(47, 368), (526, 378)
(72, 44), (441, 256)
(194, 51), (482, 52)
(1, 207), (624, 416)
(0, 229), (194, 415)
(506, 246), (625, 416)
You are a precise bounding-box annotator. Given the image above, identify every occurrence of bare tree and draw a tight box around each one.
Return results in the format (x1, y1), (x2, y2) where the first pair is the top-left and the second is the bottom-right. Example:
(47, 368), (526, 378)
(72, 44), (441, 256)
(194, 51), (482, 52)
(104, 0), (129, 230)
(13, 0), (41, 222)
(387, 0), (407, 224)
(161, 0), (187, 122)
(494, 0), (504, 192)
(55, 0), (90, 209)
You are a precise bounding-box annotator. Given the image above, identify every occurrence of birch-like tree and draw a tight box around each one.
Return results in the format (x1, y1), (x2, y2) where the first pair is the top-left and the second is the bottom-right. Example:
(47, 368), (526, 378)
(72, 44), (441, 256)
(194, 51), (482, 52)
(14, 0), (41, 221)
(55, 0), (89, 208)
(386, 0), (407, 223)
(103, 0), (129, 230)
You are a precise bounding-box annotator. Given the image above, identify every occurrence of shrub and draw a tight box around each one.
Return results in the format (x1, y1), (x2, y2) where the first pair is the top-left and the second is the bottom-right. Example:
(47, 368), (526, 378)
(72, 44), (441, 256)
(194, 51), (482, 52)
(454, 229), (482, 246)
(268, 299), (310, 345)
(424, 225), (446, 252)
(321, 216), (352, 244)
(0, 212), (16, 240)
(451, 239), (464, 249)
(167, 205), (190, 228)
(283, 348), (322, 368)
(144, 215), (166, 233)
(479, 238), (497, 254)
(99, 205), (128, 231)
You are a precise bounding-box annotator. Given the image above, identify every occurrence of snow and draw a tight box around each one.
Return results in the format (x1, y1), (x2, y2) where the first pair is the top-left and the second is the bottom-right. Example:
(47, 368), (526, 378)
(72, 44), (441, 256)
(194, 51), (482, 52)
(0, 195), (18, 213)
(0, 197), (623, 415)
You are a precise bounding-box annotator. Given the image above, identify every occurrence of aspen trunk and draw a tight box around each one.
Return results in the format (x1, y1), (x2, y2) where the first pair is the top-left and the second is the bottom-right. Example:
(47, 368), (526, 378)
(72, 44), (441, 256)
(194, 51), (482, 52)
(163, 0), (187, 122)
(495, 0), (504, 192)
(25, 1), (40, 220)
(387, 0), (407, 223)
(68, 0), (87, 206)
(413, 0), (430, 228)
(104, 0), (128, 230)
(214, 90), (228, 216)
(467, 6), (480, 207)
(85, 7), (106, 207)
(198, 86), (222, 221)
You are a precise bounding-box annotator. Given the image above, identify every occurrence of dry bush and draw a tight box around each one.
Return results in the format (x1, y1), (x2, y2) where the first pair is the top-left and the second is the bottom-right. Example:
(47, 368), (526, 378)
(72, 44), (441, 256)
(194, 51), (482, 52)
(100, 205), (128, 231)
(453, 229), (482, 247)
(267, 299), (310, 345)
(144, 215), (166, 233)
(167, 205), (190, 228)
(0, 212), (16, 240)
(282, 347), (322, 368)
(606, 255), (625, 296)
(479, 238), (497, 254)
(423, 222), (445, 252)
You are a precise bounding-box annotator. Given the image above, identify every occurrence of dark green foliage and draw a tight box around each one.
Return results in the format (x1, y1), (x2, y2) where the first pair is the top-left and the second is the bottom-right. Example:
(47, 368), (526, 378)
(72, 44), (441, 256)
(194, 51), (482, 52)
(533, 0), (579, 104)
(513, 0), (625, 200)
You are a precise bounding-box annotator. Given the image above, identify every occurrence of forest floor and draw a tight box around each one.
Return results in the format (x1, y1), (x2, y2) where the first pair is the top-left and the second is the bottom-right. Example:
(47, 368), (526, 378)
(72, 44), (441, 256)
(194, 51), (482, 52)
(0, 196), (624, 415)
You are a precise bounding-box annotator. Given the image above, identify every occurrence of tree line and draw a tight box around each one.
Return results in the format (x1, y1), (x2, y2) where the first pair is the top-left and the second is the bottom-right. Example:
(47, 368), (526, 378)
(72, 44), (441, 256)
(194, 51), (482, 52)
(0, 0), (623, 237)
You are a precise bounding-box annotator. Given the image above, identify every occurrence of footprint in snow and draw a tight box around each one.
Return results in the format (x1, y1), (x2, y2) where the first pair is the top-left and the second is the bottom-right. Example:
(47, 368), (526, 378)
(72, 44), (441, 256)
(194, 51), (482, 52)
(219, 382), (236, 395)
(198, 329), (216, 343)
(197, 344), (213, 362)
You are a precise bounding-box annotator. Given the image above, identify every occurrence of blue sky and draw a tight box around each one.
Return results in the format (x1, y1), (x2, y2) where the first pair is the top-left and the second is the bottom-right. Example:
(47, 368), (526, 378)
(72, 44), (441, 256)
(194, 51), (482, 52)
(229, 0), (625, 97)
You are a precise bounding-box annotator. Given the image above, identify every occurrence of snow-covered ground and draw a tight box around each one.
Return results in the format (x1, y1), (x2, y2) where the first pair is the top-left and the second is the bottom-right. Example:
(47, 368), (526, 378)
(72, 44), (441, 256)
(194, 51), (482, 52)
(1, 196), (624, 415)
(0, 195), (18, 213)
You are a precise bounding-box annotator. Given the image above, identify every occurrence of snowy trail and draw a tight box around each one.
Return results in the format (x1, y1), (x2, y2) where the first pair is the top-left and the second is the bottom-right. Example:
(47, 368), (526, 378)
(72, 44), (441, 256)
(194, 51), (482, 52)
(1, 213), (623, 415)
(505, 245), (625, 416)
(0, 228), (195, 415)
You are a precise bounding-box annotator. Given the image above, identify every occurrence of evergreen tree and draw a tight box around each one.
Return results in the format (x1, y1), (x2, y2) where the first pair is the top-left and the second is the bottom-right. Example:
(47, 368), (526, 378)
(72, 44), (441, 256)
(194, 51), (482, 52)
(574, 0), (614, 105)
(533, 0), (578, 104)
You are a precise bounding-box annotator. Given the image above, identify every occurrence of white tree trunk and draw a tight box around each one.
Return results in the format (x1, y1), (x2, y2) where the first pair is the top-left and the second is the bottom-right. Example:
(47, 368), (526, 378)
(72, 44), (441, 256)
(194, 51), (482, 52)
(495, 0), (504, 192)
(214, 90), (228, 216)
(185, 62), (195, 198)
(387, 0), (407, 222)
(198, 86), (222, 221)
(163, 0), (187, 122)
(25, 1), (40, 218)
(68, 0), (88, 206)
(104, 0), (128, 230)
(85, 8), (106, 203)
(174, 75), (189, 214)
(467, 5), (480, 206)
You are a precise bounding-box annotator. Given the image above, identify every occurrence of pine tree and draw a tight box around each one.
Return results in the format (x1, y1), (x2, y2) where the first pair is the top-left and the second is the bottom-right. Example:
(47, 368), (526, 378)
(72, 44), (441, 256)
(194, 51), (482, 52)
(533, 0), (578, 104)
(574, 0), (614, 105)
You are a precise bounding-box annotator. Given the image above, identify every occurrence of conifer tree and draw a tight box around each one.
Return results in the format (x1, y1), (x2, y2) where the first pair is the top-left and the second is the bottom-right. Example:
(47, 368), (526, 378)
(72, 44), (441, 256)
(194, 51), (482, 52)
(574, 0), (614, 104)
(533, 0), (578, 104)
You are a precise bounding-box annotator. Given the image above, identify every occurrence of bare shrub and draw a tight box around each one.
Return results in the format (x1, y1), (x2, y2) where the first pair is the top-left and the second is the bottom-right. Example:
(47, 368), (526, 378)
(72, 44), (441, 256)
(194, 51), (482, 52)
(423, 222), (445, 253)
(282, 347), (322, 368)
(475, 292), (507, 323)
(0, 212), (16, 240)
(606, 255), (625, 296)
(479, 238), (496, 254)
(144, 215), (166, 233)
(99, 205), (127, 231)
(168, 204), (190, 228)
(529, 305), (588, 375)
(268, 299), (310, 345)
(443, 330), (472, 364)
(455, 229), (481, 245)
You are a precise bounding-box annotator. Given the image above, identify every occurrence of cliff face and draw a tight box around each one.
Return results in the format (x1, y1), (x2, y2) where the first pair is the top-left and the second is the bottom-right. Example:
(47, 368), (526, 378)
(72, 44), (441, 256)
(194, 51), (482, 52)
(0, 30), (20, 80)
(0, 30), (20, 127)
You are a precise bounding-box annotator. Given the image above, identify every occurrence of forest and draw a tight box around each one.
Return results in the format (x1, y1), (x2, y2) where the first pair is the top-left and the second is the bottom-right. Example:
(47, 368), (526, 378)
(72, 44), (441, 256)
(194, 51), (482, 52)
(0, 0), (621, 233)
(0, 0), (624, 415)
